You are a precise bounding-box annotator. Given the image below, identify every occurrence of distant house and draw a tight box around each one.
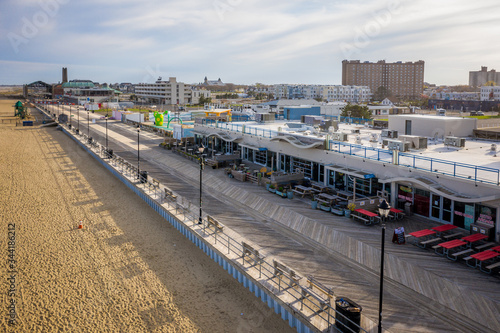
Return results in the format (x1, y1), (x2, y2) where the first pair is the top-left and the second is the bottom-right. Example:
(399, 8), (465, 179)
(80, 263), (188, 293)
(204, 77), (225, 86)
(380, 98), (395, 106)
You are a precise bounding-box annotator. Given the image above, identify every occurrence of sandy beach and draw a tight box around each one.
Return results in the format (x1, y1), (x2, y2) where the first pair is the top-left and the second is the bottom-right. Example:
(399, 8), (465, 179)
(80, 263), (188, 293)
(0, 99), (292, 332)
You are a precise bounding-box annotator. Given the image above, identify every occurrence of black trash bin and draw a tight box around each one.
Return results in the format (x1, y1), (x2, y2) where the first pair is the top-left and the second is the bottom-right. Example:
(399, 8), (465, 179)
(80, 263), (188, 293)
(335, 297), (362, 333)
(140, 171), (148, 183)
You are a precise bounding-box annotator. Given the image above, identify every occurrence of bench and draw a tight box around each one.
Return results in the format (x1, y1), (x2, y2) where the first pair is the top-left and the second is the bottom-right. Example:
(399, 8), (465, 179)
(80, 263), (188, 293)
(300, 287), (330, 312)
(242, 242), (264, 267)
(273, 260), (302, 289)
(299, 276), (334, 312)
(485, 261), (500, 272)
(419, 237), (442, 248)
(475, 242), (496, 251)
(292, 189), (308, 198)
(352, 215), (369, 224)
(207, 215), (224, 233)
(443, 232), (463, 240)
(451, 248), (474, 259)
(164, 188), (177, 201)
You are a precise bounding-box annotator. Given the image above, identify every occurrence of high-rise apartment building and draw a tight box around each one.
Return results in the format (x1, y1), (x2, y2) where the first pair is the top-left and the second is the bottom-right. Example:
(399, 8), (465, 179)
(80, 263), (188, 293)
(469, 66), (500, 87)
(342, 60), (425, 100)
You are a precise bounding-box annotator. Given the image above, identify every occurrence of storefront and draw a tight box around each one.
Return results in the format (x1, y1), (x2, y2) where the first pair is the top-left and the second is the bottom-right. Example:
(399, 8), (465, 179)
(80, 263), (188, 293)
(325, 166), (383, 197)
(395, 183), (497, 237)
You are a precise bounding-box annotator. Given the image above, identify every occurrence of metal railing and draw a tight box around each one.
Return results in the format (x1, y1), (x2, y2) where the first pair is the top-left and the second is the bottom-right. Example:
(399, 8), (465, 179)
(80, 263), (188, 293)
(329, 141), (500, 185)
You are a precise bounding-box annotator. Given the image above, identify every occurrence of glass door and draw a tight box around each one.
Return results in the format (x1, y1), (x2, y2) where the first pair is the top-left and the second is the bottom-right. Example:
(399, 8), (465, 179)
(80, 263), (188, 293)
(431, 194), (441, 220)
(442, 197), (452, 223)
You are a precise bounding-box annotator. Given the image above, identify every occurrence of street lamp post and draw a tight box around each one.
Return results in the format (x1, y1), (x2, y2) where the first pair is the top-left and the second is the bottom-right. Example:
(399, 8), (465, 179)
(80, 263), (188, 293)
(137, 127), (140, 179)
(69, 105), (72, 129)
(87, 110), (90, 138)
(77, 106), (80, 133)
(105, 114), (108, 151)
(198, 146), (205, 225)
(377, 199), (391, 333)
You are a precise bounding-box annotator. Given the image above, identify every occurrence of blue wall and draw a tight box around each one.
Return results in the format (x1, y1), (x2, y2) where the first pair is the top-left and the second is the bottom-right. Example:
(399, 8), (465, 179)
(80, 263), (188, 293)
(284, 106), (321, 120)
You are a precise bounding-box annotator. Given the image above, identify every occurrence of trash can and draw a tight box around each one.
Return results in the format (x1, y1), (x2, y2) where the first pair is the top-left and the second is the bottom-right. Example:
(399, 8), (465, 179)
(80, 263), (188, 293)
(404, 202), (412, 216)
(335, 297), (362, 333)
(140, 171), (148, 183)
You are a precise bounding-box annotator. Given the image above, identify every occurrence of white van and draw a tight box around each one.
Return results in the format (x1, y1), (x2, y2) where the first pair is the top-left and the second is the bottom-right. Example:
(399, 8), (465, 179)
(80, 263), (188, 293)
(436, 108), (446, 116)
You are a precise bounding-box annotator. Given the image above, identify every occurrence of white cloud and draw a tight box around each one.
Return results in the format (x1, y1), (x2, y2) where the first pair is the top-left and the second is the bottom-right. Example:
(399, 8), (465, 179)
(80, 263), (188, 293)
(1, 0), (500, 85)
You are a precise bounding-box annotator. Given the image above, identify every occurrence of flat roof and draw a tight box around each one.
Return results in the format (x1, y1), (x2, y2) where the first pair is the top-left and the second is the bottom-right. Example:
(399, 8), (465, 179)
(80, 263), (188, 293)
(213, 120), (500, 170)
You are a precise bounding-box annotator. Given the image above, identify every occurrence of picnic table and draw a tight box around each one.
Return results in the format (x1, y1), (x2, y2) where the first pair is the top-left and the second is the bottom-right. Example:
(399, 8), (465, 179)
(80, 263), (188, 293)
(293, 185), (314, 198)
(389, 207), (405, 220)
(461, 233), (488, 248)
(354, 208), (380, 225)
(311, 183), (330, 193)
(490, 245), (500, 252)
(316, 193), (339, 206)
(431, 224), (457, 236)
(408, 229), (439, 248)
(466, 250), (500, 273)
(336, 190), (353, 200)
(433, 239), (467, 260)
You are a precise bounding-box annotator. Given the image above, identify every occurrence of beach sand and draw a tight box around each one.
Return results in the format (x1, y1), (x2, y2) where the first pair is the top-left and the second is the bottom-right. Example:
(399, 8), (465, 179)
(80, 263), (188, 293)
(0, 100), (292, 332)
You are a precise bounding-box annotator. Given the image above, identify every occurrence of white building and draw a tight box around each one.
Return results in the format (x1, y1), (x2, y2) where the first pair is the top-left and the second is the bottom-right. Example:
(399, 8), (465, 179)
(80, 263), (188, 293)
(480, 86), (500, 101)
(135, 77), (210, 105)
(272, 84), (371, 103)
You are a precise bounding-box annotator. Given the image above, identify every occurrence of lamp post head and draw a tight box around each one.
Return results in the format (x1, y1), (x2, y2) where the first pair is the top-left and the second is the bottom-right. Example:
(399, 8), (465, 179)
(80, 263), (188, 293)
(378, 199), (390, 218)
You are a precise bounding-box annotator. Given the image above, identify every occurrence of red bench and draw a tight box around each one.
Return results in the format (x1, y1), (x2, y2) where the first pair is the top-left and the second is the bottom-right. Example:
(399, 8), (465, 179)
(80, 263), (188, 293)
(433, 239), (467, 260)
(461, 233), (489, 248)
(466, 250), (500, 273)
(408, 229), (439, 248)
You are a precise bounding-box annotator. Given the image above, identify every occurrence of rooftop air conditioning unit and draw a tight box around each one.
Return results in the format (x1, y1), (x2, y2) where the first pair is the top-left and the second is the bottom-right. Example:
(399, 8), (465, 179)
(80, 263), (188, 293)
(444, 136), (465, 148)
(387, 140), (410, 152)
(331, 132), (348, 141)
(399, 135), (428, 149)
(256, 113), (275, 123)
(381, 129), (398, 139)
(351, 129), (360, 134)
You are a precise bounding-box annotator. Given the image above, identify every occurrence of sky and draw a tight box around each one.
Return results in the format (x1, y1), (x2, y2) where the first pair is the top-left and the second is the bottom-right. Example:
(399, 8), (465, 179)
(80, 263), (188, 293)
(1, 0), (500, 86)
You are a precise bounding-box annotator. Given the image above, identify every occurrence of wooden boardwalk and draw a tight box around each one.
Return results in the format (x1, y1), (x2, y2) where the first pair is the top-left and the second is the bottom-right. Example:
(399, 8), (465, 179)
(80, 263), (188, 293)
(75, 119), (499, 333)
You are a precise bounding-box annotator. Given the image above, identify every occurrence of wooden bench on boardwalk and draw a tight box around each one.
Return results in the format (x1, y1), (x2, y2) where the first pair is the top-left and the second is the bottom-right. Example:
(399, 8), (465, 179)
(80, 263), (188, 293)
(207, 215), (224, 233)
(241, 242), (264, 267)
(300, 276), (334, 313)
(273, 260), (302, 290)
(164, 187), (177, 201)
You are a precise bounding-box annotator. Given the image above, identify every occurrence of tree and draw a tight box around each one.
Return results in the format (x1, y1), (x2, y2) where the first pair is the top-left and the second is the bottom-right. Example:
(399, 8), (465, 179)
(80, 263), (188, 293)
(341, 103), (372, 119)
(372, 86), (392, 101)
(485, 81), (497, 86)
(199, 95), (211, 105)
